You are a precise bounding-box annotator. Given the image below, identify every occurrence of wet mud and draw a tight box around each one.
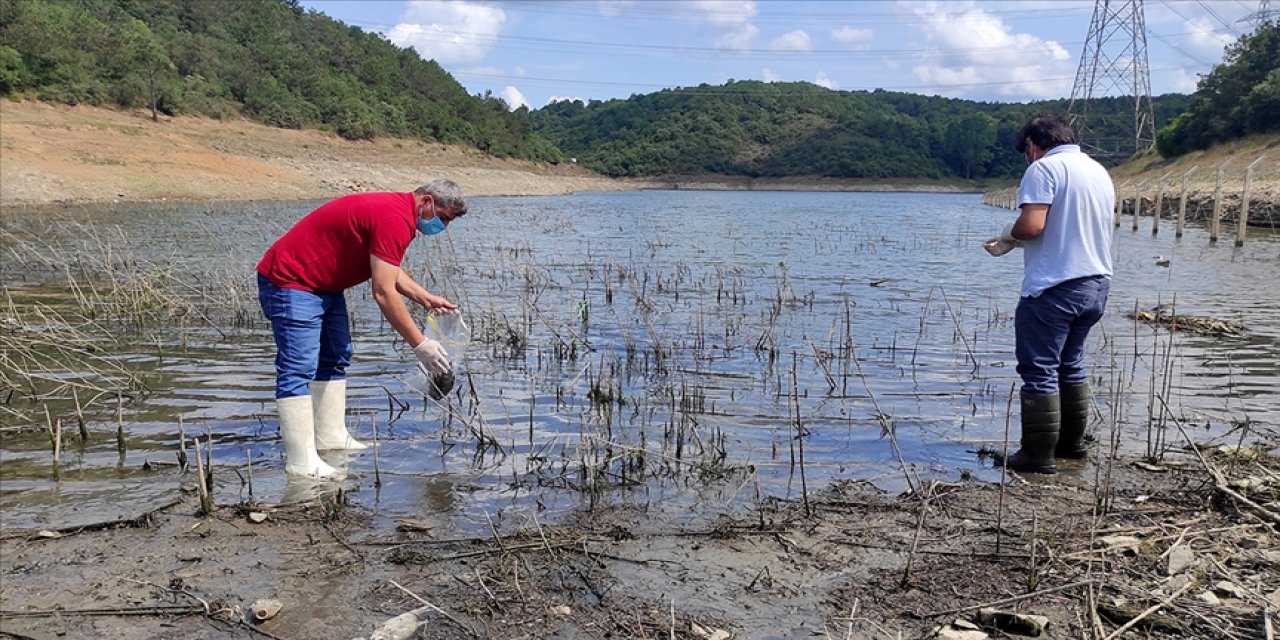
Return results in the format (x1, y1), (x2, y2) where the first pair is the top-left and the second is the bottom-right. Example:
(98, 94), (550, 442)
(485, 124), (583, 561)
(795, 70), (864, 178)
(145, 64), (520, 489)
(3, 443), (1278, 640)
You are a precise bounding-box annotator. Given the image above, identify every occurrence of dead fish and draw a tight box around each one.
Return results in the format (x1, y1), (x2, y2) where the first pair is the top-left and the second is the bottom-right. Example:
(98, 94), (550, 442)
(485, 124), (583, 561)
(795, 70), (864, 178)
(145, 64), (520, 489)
(427, 370), (455, 400)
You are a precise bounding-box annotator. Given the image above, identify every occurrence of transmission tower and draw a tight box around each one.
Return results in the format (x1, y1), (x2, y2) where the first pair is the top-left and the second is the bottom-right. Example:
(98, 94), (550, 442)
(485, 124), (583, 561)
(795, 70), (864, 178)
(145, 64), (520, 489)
(1067, 0), (1155, 158)
(1244, 0), (1279, 29)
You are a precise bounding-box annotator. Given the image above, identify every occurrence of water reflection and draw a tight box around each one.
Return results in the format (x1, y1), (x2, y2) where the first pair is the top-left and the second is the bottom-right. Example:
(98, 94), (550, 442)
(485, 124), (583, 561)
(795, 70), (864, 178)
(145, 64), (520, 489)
(2, 192), (1277, 532)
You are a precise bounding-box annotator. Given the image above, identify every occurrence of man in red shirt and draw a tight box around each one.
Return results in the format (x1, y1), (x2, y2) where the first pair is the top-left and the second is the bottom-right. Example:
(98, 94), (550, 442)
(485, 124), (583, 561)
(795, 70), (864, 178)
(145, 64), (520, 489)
(257, 179), (467, 479)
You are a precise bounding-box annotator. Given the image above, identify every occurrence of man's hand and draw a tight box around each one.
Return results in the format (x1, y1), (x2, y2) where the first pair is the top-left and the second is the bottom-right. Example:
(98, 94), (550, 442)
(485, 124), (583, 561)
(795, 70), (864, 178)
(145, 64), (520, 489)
(413, 338), (451, 375)
(421, 292), (457, 313)
(983, 222), (1022, 257)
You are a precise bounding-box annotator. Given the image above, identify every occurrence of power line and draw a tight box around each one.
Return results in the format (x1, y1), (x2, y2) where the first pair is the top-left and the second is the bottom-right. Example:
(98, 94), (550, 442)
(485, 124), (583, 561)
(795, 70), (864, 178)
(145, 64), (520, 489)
(1195, 0), (1240, 33)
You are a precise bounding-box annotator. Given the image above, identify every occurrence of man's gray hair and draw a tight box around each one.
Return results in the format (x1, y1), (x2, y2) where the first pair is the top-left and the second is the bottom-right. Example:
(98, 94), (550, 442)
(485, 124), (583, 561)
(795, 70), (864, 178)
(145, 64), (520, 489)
(415, 179), (466, 212)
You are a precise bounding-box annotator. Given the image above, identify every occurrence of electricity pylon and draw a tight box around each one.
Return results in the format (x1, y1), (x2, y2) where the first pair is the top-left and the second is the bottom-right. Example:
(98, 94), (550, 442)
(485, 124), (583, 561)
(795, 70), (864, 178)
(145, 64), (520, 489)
(1244, 0), (1278, 29)
(1067, 0), (1155, 158)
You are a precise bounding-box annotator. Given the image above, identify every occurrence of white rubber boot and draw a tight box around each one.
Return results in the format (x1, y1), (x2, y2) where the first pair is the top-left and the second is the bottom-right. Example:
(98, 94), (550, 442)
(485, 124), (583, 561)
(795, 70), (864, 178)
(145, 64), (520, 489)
(311, 379), (368, 450)
(278, 395), (342, 479)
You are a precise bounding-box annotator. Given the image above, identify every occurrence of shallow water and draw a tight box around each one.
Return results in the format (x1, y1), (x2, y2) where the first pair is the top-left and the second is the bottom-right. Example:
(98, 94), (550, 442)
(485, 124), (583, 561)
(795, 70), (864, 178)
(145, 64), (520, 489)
(2, 191), (1278, 532)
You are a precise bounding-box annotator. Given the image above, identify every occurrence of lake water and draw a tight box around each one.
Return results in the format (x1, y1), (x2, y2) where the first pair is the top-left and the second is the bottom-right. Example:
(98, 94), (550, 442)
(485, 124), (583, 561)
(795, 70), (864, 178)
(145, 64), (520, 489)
(2, 191), (1278, 533)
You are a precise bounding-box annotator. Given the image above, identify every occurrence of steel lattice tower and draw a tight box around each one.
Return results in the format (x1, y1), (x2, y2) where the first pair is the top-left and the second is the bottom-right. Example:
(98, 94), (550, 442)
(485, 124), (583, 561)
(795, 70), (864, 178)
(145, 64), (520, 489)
(1067, 0), (1155, 158)
(1246, 0), (1278, 29)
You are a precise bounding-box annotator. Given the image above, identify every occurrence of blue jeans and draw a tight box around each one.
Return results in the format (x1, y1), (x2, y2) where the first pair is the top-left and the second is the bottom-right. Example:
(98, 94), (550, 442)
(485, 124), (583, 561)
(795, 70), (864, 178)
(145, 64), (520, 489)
(1015, 275), (1110, 396)
(257, 274), (353, 398)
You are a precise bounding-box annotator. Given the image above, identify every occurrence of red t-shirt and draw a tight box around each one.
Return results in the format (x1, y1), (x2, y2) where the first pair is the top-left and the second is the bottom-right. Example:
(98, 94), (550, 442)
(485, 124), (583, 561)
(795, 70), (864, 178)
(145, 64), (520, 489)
(257, 192), (417, 292)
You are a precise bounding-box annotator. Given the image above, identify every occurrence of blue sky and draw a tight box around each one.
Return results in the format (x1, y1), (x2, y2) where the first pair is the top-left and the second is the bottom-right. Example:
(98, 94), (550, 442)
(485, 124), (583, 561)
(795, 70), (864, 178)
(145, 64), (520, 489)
(299, 0), (1263, 110)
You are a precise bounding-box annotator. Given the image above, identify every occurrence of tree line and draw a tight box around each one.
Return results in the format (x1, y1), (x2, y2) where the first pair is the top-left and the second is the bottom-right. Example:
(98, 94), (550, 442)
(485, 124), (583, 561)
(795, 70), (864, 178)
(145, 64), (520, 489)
(1155, 20), (1279, 157)
(530, 84), (1194, 180)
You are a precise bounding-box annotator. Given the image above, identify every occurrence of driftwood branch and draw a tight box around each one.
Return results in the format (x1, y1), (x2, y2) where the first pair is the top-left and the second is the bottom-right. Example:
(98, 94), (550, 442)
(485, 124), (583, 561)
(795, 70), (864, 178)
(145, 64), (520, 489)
(921, 579), (1093, 618)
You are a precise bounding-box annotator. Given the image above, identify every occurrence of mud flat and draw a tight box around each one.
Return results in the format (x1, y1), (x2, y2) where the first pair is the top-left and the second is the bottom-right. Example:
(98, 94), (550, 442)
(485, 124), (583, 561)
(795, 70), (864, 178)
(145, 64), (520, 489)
(2, 443), (1278, 639)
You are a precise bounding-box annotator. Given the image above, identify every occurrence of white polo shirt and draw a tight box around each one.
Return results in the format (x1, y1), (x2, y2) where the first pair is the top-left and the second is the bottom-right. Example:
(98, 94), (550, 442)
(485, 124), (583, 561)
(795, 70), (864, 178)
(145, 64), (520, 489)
(1016, 144), (1115, 298)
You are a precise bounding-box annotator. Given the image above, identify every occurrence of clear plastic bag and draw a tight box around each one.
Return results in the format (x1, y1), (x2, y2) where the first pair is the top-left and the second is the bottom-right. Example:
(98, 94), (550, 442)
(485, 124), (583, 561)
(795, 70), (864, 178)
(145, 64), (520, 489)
(424, 311), (471, 355)
(405, 311), (470, 400)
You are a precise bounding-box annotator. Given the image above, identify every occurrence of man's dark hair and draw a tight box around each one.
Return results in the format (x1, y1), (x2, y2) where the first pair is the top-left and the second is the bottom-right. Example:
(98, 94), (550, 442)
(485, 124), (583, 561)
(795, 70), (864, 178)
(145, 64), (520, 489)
(1015, 113), (1077, 152)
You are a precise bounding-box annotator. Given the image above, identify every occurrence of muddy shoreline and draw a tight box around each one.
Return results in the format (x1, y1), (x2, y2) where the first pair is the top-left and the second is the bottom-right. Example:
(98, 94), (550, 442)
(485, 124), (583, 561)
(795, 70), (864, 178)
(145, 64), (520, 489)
(2, 443), (1278, 639)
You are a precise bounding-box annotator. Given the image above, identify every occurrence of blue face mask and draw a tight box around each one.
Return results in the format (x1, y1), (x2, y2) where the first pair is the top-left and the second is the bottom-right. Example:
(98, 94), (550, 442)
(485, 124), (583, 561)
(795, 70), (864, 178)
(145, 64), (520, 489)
(417, 215), (446, 236)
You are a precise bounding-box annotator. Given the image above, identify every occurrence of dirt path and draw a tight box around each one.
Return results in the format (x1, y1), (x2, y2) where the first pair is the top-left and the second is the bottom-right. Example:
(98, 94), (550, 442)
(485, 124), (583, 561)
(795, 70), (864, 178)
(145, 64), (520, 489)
(2, 444), (1277, 639)
(0, 100), (629, 207)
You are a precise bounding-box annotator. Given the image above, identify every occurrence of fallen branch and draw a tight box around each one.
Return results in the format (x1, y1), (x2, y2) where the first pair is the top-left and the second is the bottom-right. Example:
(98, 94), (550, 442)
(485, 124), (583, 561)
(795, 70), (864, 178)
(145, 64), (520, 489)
(0, 605), (204, 619)
(2, 498), (183, 541)
(1100, 579), (1195, 639)
(920, 579), (1093, 618)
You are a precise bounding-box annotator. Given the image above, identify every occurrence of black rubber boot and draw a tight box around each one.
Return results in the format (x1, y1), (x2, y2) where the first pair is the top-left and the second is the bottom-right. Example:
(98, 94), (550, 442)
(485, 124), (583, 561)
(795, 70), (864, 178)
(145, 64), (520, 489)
(1056, 383), (1090, 459)
(1000, 392), (1060, 474)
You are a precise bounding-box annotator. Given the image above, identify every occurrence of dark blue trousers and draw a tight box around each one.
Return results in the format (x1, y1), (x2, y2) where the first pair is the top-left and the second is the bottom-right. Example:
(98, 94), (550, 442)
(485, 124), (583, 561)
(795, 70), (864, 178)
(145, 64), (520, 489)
(1015, 275), (1110, 395)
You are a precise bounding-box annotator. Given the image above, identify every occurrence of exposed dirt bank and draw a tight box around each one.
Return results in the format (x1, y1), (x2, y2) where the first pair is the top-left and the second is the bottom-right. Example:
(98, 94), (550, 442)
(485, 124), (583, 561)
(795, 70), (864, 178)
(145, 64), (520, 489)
(2, 444), (1278, 640)
(2, 100), (987, 209)
(0, 100), (632, 207)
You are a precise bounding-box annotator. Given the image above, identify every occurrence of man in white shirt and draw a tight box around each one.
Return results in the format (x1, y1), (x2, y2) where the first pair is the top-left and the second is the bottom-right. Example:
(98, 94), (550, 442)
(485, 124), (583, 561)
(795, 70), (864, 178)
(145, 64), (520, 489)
(985, 113), (1115, 474)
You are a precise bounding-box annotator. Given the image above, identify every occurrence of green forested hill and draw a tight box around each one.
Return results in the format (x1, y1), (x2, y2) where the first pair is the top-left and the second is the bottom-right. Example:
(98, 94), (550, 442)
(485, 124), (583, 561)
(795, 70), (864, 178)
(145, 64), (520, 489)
(1156, 21), (1279, 156)
(530, 82), (1192, 180)
(0, 0), (561, 161)
(4, 0), (1267, 182)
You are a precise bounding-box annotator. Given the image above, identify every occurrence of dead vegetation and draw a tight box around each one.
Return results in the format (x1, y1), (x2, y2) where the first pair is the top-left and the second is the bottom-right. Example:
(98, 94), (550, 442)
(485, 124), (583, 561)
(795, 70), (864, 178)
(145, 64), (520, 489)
(1, 438), (1277, 639)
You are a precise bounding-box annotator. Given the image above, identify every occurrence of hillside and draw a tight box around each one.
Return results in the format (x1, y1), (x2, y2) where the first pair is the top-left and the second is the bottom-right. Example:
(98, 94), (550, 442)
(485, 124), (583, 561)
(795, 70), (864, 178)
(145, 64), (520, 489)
(0, 100), (624, 207)
(530, 81), (1192, 181)
(0, 0), (558, 161)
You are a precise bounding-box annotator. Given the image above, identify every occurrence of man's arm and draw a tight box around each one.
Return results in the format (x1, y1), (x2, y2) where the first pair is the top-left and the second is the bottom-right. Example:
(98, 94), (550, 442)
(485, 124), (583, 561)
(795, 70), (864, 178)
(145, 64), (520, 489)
(371, 256), (427, 346)
(1012, 203), (1049, 240)
(395, 269), (457, 312)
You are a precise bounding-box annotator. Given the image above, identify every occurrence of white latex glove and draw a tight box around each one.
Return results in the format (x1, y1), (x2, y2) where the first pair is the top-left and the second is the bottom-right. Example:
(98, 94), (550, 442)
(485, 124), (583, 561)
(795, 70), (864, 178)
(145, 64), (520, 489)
(983, 222), (1022, 257)
(413, 338), (451, 375)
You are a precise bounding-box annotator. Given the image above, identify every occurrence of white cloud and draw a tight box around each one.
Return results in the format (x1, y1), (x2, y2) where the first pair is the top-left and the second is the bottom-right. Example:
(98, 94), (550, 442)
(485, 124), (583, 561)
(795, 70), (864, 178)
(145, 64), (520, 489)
(387, 1), (506, 66)
(814, 71), (837, 90)
(501, 85), (529, 110)
(831, 25), (873, 47)
(904, 3), (1073, 98)
(762, 68), (782, 82)
(597, 1), (760, 50)
(547, 95), (586, 105)
(1163, 68), (1203, 94)
(771, 30), (811, 51)
(1184, 16), (1235, 58)
(691, 0), (758, 28)
(716, 23), (760, 50)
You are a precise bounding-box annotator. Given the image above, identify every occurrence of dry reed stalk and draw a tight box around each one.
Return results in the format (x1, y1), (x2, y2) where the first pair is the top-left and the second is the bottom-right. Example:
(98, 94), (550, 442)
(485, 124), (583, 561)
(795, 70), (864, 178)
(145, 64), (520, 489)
(193, 437), (212, 515)
(790, 353), (811, 517)
(177, 416), (187, 471)
(901, 497), (930, 588)
(245, 449), (253, 503)
(72, 388), (87, 443)
(372, 414), (382, 489)
(115, 392), (125, 455)
(849, 348), (917, 496)
(937, 287), (979, 375)
(996, 382), (1015, 554)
